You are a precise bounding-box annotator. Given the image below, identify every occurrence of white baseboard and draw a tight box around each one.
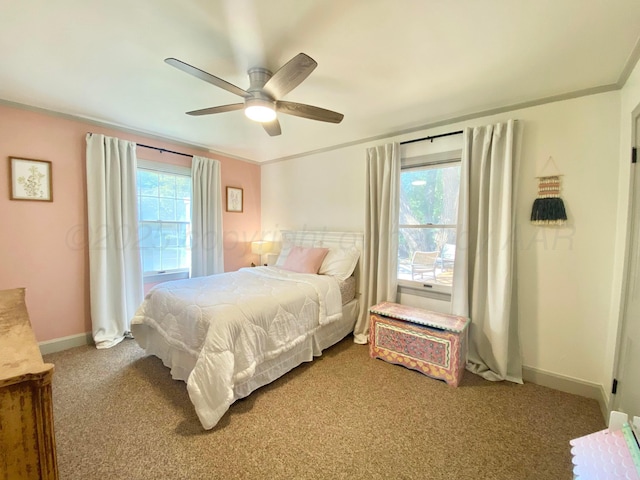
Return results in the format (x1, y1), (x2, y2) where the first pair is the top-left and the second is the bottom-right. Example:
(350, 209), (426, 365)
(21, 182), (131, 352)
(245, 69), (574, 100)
(522, 365), (608, 423)
(39, 332), (93, 356)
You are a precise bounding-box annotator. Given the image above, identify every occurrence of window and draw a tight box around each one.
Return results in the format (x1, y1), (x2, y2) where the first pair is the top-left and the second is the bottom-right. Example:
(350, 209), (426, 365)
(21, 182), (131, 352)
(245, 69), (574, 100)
(398, 150), (461, 293)
(137, 160), (191, 281)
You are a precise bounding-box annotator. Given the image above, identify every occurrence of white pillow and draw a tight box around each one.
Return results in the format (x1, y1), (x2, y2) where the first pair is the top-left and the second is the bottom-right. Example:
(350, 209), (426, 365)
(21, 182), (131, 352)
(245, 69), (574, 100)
(318, 245), (360, 281)
(274, 241), (293, 267)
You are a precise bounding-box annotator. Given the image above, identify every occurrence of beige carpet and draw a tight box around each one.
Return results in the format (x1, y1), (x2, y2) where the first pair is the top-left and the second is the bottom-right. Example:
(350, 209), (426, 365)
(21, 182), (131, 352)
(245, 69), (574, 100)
(44, 337), (604, 480)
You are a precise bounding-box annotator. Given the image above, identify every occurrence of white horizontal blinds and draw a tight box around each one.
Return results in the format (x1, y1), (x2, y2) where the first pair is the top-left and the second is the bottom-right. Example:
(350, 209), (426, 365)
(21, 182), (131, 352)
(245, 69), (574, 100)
(138, 159), (190, 176)
(401, 149), (462, 170)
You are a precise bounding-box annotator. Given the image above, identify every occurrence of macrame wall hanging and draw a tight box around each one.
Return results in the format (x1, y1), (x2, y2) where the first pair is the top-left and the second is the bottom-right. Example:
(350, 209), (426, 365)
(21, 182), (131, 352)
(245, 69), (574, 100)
(530, 157), (567, 226)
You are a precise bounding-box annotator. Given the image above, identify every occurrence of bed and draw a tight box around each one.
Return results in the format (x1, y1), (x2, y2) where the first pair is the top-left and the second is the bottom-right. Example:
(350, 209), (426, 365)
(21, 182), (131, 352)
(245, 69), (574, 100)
(130, 230), (364, 430)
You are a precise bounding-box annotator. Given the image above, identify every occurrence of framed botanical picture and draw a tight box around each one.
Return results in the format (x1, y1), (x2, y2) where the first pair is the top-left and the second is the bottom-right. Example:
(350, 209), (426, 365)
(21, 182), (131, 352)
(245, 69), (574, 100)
(226, 186), (243, 213)
(9, 157), (53, 202)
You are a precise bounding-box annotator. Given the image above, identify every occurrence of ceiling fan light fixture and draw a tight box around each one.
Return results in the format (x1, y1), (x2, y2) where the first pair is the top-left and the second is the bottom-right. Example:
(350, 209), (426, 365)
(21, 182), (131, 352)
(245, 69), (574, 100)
(244, 97), (276, 123)
(245, 105), (276, 123)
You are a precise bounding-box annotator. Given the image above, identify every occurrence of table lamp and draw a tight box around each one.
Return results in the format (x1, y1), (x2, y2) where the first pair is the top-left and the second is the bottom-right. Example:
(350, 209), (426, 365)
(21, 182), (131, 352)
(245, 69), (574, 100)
(251, 241), (272, 266)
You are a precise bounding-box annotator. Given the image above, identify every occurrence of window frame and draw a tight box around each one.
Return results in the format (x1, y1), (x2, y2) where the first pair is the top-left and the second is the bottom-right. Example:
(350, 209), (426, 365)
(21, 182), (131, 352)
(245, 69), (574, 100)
(397, 149), (462, 297)
(137, 159), (192, 283)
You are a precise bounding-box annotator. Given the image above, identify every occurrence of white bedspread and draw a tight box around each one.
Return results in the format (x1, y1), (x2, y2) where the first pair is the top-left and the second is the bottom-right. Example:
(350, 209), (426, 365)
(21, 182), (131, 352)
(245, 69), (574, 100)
(130, 267), (342, 429)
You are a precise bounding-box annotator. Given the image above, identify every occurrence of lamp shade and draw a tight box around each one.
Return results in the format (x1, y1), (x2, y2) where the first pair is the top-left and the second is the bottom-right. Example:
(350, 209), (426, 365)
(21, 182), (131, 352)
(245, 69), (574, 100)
(251, 241), (272, 255)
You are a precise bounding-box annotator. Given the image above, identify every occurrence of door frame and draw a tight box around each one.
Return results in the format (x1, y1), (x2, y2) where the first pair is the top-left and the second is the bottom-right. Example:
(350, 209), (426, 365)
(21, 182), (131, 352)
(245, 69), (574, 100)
(610, 101), (640, 414)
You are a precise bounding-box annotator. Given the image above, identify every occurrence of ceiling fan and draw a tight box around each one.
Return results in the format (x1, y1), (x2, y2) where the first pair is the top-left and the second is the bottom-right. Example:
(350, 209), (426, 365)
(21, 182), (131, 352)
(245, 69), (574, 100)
(165, 53), (344, 136)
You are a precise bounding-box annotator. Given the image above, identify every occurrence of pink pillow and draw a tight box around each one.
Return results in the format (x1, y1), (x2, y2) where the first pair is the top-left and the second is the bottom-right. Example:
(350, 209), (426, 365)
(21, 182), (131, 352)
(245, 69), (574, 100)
(281, 246), (329, 274)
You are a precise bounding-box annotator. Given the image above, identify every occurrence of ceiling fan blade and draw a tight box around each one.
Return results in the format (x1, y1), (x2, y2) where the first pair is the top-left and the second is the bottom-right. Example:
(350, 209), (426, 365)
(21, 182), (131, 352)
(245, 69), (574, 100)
(263, 53), (317, 99)
(186, 103), (245, 116)
(277, 101), (344, 124)
(165, 58), (248, 98)
(262, 119), (282, 136)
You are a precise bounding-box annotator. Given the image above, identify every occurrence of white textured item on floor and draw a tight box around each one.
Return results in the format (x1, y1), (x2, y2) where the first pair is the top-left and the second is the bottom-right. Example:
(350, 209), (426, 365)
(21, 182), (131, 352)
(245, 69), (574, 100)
(570, 411), (640, 480)
(610, 410), (630, 431)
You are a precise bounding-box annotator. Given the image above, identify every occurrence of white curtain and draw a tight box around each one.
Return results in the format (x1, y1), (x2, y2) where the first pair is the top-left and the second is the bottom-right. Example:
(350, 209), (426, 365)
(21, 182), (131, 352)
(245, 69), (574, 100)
(191, 156), (224, 277)
(451, 120), (522, 382)
(86, 133), (143, 349)
(353, 142), (400, 344)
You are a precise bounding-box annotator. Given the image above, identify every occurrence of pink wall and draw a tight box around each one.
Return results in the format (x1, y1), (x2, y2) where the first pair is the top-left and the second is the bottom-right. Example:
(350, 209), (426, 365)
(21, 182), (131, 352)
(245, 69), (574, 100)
(0, 104), (261, 342)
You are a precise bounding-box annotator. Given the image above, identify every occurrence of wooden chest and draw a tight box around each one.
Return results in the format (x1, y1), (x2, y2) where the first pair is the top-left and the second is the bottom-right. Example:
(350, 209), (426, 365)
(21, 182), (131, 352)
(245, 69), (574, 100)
(369, 301), (469, 387)
(0, 288), (58, 480)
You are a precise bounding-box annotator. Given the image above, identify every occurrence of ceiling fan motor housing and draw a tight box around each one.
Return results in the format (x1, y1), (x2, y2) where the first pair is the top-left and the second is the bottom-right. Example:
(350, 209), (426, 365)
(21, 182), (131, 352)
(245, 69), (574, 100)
(245, 67), (276, 118)
(248, 67), (272, 89)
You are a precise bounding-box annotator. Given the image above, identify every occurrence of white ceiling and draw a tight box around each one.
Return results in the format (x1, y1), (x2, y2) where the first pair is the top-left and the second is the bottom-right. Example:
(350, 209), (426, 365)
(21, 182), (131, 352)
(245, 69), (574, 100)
(1, 0), (639, 163)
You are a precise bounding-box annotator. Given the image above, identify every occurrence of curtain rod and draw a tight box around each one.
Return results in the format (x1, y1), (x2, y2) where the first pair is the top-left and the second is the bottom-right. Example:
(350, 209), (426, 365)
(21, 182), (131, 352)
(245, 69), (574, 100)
(400, 130), (464, 146)
(86, 133), (193, 158)
(137, 143), (193, 158)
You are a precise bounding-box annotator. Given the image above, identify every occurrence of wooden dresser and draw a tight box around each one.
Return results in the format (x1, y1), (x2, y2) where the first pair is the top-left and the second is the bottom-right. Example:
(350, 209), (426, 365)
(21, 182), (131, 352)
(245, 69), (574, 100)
(0, 288), (58, 480)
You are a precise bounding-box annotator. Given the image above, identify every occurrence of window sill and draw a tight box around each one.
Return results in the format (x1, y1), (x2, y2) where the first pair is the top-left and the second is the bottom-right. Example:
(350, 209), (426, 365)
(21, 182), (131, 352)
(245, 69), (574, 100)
(144, 270), (189, 284)
(397, 279), (452, 301)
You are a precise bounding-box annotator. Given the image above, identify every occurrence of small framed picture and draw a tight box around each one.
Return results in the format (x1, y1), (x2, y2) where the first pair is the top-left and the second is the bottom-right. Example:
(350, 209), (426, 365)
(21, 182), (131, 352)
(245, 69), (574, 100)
(9, 157), (53, 202)
(226, 186), (243, 213)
